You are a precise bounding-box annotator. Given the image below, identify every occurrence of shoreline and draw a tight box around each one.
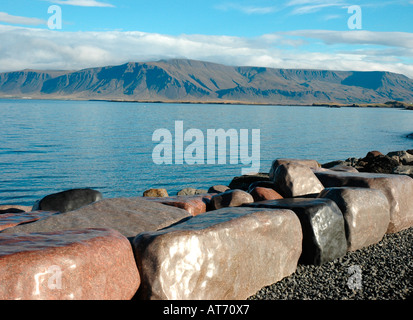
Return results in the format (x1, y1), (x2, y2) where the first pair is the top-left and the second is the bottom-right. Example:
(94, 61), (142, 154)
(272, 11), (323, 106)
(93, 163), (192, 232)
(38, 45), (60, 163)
(0, 96), (412, 109)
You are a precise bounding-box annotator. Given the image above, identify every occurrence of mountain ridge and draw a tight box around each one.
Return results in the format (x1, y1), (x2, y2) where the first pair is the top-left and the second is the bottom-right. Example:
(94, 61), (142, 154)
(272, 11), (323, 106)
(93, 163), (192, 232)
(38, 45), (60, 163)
(0, 59), (412, 105)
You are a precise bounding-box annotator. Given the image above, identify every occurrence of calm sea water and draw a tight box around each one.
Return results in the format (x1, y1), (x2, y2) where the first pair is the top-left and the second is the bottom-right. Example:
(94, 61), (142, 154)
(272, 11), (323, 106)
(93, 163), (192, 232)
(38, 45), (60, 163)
(1, 99), (412, 206)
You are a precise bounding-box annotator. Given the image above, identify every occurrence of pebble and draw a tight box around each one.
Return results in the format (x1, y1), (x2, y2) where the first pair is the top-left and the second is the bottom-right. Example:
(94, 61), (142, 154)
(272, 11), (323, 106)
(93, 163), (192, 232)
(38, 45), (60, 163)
(248, 227), (412, 300)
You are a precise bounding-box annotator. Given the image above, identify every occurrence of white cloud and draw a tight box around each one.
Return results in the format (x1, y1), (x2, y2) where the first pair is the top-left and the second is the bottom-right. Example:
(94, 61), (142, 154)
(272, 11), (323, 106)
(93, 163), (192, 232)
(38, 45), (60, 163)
(49, 0), (114, 7)
(286, 0), (347, 14)
(0, 25), (412, 79)
(0, 12), (46, 26)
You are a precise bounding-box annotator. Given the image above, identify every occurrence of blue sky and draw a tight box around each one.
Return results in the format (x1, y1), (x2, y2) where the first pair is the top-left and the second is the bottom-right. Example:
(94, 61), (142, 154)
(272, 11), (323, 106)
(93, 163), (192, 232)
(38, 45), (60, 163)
(0, 0), (413, 77)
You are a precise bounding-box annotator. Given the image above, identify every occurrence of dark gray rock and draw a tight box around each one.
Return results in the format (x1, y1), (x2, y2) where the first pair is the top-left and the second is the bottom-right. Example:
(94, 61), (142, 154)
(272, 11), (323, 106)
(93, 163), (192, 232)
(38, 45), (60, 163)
(243, 198), (347, 265)
(228, 173), (270, 191)
(33, 188), (102, 213)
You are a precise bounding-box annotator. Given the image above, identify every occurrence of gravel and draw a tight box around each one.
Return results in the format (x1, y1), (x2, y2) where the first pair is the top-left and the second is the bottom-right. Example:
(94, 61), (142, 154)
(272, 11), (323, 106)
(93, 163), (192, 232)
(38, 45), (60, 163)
(248, 227), (412, 300)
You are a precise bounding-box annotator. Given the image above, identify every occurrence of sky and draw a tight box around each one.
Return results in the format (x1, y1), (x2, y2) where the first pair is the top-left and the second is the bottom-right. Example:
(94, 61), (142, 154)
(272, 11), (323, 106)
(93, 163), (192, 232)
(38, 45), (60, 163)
(0, 0), (412, 78)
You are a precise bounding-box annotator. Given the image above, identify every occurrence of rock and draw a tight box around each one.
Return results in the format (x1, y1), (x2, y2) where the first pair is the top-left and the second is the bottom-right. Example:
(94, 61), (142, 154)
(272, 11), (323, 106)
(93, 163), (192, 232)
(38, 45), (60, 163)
(329, 165), (359, 173)
(0, 228), (140, 300)
(33, 188), (102, 213)
(209, 189), (254, 210)
(243, 198), (348, 265)
(392, 165), (413, 177)
(143, 194), (215, 216)
(249, 187), (283, 202)
(317, 187), (390, 251)
(133, 207), (302, 300)
(177, 188), (208, 196)
(359, 154), (399, 174)
(269, 159), (320, 180)
(207, 185), (230, 194)
(387, 150), (413, 165)
(228, 173), (270, 191)
(322, 160), (345, 169)
(143, 188), (169, 197)
(313, 170), (413, 233)
(247, 181), (278, 193)
(407, 149), (413, 155)
(1, 198), (191, 239)
(0, 211), (59, 232)
(271, 163), (324, 198)
(364, 150), (383, 159)
(0, 205), (32, 214)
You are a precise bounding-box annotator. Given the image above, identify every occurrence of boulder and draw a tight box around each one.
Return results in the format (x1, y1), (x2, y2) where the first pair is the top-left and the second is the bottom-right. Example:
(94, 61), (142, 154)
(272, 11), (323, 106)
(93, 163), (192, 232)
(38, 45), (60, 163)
(329, 165), (359, 173)
(317, 187), (390, 251)
(387, 150), (413, 165)
(133, 207), (302, 300)
(359, 154), (399, 174)
(209, 189), (254, 210)
(143, 188), (168, 197)
(177, 188), (208, 196)
(0, 205), (32, 214)
(392, 165), (413, 178)
(1, 198), (191, 239)
(207, 185), (229, 194)
(247, 181), (278, 193)
(228, 173), (270, 191)
(269, 159), (320, 180)
(0, 228), (140, 300)
(33, 188), (102, 213)
(249, 187), (283, 202)
(143, 194), (215, 216)
(0, 211), (59, 232)
(243, 198), (347, 265)
(271, 163), (324, 198)
(314, 170), (413, 233)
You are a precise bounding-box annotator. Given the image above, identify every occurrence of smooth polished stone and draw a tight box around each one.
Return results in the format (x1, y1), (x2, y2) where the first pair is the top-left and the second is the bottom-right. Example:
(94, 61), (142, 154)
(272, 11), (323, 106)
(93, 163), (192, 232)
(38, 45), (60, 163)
(0, 205), (32, 214)
(133, 207), (302, 300)
(0, 228), (140, 300)
(271, 163), (324, 198)
(313, 170), (413, 234)
(32, 188), (102, 213)
(269, 158), (320, 180)
(249, 187), (283, 202)
(143, 188), (169, 197)
(318, 187), (390, 251)
(0, 211), (59, 232)
(209, 189), (254, 210)
(244, 198), (347, 265)
(143, 194), (215, 216)
(228, 173), (270, 191)
(1, 198), (191, 239)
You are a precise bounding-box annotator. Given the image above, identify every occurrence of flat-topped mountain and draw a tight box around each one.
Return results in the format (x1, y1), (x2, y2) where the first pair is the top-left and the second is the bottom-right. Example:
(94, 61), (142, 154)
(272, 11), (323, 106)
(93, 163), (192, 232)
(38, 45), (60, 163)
(1, 59), (412, 104)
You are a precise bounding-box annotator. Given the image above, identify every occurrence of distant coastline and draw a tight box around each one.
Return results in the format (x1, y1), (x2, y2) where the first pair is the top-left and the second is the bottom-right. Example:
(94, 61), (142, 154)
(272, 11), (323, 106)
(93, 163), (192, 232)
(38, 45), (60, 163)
(1, 96), (412, 110)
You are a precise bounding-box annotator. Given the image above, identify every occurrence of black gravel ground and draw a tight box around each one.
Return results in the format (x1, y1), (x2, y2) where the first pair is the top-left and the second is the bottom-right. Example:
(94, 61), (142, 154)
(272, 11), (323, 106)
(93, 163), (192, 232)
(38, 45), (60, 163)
(248, 227), (412, 300)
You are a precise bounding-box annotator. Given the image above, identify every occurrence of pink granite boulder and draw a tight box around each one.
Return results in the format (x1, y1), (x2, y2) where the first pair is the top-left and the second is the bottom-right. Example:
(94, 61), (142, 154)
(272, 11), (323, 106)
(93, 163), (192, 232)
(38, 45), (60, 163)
(0, 211), (59, 232)
(271, 163), (324, 198)
(314, 170), (413, 234)
(249, 187), (284, 202)
(269, 158), (321, 180)
(318, 187), (390, 251)
(133, 207), (302, 300)
(0, 228), (140, 300)
(143, 194), (215, 216)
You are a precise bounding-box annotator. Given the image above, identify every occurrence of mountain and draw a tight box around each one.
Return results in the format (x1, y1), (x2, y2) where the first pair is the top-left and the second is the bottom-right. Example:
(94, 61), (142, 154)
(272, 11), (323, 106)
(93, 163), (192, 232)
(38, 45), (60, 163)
(0, 59), (412, 105)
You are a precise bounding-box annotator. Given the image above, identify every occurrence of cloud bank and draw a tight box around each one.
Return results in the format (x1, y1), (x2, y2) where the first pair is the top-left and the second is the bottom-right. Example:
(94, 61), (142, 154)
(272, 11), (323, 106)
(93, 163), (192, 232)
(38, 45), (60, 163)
(0, 25), (412, 79)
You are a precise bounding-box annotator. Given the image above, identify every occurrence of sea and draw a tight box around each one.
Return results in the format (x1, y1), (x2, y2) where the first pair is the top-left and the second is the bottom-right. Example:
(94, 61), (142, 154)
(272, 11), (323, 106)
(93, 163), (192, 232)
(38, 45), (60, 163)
(1, 99), (412, 206)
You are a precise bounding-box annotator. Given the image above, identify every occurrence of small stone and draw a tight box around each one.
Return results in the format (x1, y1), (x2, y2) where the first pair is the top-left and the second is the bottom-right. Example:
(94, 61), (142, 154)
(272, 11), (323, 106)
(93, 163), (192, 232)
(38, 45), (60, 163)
(177, 188), (208, 196)
(0, 205), (32, 214)
(209, 189), (254, 210)
(143, 188), (169, 197)
(207, 185), (230, 194)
